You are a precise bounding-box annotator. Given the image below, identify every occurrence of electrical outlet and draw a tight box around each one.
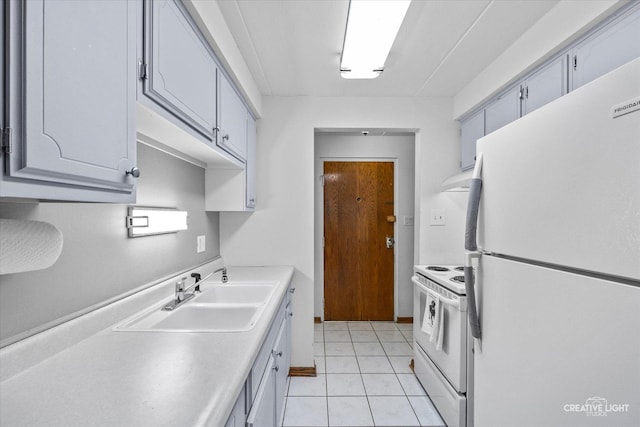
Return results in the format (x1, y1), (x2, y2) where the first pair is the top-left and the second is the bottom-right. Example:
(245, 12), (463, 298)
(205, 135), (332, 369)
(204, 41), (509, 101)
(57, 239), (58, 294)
(430, 209), (446, 226)
(403, 216), (414, 226)
(197, 235), (206, 253)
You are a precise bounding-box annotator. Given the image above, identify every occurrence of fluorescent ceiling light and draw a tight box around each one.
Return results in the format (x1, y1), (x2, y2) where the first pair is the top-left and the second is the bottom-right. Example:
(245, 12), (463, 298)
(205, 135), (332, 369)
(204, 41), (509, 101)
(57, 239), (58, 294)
(340, 0), (411, 79)
(126, 207), (188, 237)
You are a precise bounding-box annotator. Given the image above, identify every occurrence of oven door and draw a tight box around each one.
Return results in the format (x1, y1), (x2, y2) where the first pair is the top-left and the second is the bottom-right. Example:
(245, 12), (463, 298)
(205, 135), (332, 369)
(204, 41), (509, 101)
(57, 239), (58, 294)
(413, 276), (468, 392)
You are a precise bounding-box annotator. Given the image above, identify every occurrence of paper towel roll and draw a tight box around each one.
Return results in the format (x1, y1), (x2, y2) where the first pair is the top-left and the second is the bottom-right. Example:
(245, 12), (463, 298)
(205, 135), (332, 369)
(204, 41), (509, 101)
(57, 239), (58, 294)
(0, 219), (64, 275)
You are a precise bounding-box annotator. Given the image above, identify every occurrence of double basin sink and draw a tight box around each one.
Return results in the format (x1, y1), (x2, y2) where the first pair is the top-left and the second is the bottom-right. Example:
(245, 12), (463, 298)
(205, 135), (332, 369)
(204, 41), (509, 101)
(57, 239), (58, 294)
(115, 281), (276, 333)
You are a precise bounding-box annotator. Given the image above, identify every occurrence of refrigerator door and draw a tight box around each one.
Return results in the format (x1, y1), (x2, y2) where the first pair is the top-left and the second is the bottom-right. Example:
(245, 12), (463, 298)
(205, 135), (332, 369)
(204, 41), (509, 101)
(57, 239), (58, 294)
(474, 256), (640, 427)
(476, 58), (640, 281)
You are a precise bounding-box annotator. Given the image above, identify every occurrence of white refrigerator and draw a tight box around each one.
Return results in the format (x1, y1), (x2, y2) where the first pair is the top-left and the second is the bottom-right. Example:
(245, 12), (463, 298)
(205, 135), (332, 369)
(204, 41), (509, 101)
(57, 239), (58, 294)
(465, 58), (640, 427)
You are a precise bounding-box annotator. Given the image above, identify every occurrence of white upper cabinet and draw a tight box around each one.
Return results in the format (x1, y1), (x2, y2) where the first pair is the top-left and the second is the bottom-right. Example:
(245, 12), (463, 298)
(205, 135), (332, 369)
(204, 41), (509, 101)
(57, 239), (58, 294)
(2, 0), (137, 202)
(572, 6), (640, 90)
(485, 86), (521, 135)
(460, 110), (485, 171)
(143, 0), (218, 140)
(522, 55), (568, 115)
(218, 72), (249, 162)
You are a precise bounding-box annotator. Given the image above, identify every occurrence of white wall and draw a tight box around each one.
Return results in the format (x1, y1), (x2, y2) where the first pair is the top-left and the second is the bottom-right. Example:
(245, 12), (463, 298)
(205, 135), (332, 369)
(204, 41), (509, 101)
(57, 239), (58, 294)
(314, 134), (416, 319)
(220, 96), (463, 367)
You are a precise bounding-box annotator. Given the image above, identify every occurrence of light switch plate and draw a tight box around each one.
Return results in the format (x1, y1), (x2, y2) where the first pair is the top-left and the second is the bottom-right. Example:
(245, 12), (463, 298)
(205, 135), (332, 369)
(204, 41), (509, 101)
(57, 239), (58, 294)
(197, 235), (206, 253)
(403, 216), (414, 226)
(430, 209), (446, 226)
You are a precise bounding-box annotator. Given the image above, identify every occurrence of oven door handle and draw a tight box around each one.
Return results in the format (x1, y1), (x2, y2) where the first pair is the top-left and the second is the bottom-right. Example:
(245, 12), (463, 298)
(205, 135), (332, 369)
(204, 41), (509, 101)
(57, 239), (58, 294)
(412, 277), (460, 309)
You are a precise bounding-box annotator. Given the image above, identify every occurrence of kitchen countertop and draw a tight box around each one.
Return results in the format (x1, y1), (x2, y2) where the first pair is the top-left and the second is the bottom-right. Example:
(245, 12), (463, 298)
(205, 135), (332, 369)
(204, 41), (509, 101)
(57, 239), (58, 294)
(0, 265), (294, 427)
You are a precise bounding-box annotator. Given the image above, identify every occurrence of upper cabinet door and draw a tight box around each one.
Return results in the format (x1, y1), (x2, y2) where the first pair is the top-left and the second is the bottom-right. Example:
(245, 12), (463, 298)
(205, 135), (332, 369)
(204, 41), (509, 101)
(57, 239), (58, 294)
(5, 0), (137, 196)
(572, 7), (640, 90)
(460, 110), (485, 171)
(218, 72), (248, 161)
(144, 0), (218, 140)
(523, 55), (568, 115)
(485, 86), (521, 135)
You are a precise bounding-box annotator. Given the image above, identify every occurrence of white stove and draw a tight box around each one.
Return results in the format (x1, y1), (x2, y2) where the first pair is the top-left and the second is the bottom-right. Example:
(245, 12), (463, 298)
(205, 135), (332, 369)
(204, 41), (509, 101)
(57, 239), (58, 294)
(414, 265), (466, 295)
(413, 264), (472, 427)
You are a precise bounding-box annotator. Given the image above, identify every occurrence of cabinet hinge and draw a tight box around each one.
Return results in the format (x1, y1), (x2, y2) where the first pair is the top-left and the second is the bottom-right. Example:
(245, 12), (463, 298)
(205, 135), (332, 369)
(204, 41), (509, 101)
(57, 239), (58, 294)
(573, 55), (577, 71)
(139, 61), (148, 80)
(320, 174), (325, 186)
(322, 236), (325, 248)
(524, 86), (529, 99)
(1, 127), (12, 154)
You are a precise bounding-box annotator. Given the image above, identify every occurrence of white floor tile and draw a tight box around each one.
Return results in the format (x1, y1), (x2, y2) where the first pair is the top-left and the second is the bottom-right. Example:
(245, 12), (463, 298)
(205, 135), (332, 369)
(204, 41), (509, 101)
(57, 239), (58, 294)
(349, 330), (379, 342)
(397, 374), (426, 396)
(327, 396), (374, 426)
(315, 357), (326, 374)
(288, 375), (327, 396)
(347, 322), (373, 331)
(326, 373), (366, 396)
(408, 395), (446, 427)
(396, 323), (414, 331)
(324, 321), (348, 331)
(357, 356), (394, 374)
(368, 396), (420, 426)
(388, 356), (413, 374)
(324, 330), (351, 342)
(381, 341), (413, 356)
(314, 329), (324, 343)
(353, 342), (386, 356)
(361, 373), (405, 396)
(325, 356), (360, 373)
(375, 330), (407, 342)
(283, 396), (329, 427)
(313, 342), (325, 356)
(325, 342), (355, 356)
(371, 322), (398, 331)
(401, 330), (414, 342)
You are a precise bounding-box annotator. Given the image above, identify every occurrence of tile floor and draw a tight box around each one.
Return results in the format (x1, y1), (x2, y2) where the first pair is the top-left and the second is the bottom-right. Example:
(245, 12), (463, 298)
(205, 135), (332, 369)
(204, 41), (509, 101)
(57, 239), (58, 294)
(281, 321), (445, 427)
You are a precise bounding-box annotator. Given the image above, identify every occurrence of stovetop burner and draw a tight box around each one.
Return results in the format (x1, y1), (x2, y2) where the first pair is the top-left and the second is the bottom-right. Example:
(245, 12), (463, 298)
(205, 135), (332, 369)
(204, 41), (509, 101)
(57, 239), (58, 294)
(451, 275), (465, 283)
(426, 266), (450, 272)
(454, 266), (464, 271)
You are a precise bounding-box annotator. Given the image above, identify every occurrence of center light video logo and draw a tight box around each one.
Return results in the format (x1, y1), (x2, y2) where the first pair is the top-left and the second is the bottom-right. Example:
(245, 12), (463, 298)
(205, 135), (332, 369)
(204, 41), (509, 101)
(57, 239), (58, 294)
(563, 396), (630, 417)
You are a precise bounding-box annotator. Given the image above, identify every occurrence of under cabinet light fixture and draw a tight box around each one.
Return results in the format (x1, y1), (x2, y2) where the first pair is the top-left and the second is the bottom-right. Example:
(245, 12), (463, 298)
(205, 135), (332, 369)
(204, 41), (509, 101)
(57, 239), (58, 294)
(126, 207), (188, 237)
(340, 0), (411, 79)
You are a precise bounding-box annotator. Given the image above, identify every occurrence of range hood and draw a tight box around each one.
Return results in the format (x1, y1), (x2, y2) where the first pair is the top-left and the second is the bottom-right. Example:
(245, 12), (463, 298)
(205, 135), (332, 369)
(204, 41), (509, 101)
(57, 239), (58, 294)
(441, 170), (472, 192)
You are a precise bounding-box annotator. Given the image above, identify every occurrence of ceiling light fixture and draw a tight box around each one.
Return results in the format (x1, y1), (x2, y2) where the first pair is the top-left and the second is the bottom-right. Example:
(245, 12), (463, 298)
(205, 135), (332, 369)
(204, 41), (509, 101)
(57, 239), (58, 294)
(340, 0), (411, 79)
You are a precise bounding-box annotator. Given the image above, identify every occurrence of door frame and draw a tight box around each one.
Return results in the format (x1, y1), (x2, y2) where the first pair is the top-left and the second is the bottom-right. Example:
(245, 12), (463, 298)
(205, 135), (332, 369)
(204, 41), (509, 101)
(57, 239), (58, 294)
(316, 157), (399, 322)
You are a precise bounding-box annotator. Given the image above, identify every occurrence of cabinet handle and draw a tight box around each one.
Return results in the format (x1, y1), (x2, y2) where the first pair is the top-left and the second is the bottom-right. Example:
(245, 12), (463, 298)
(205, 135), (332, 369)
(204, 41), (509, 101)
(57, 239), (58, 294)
(222, 134), (230, 141)
(289, 312), (293, 317)
(213, 127), (220, 133)
(273, 365), (279, 372)
(289, 288), (296, 294)
(126, 167), (141, 178)
(273, 350), (283, 357)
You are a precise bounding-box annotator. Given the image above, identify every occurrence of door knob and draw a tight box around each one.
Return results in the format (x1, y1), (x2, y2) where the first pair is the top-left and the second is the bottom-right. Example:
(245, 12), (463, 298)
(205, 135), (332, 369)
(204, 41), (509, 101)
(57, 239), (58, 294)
(386, 235), (395, 249)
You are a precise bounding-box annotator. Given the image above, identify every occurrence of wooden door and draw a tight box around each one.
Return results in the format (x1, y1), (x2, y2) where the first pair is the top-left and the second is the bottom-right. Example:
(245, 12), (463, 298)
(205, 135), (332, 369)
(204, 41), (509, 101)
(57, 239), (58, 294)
(324, 161), (394, 321)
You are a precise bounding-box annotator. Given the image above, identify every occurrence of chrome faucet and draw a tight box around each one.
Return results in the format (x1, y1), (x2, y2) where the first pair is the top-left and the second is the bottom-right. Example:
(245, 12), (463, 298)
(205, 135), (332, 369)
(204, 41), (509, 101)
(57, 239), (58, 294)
(163, 276), (197, 311)
(214, 266), (228, 283)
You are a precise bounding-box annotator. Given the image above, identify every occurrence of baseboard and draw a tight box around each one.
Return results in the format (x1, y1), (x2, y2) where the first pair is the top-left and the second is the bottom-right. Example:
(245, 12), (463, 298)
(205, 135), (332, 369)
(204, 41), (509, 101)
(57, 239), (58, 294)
(289, 365), (317, 377)
(396, 317), (413, 324)
(314, 317), (321, 324)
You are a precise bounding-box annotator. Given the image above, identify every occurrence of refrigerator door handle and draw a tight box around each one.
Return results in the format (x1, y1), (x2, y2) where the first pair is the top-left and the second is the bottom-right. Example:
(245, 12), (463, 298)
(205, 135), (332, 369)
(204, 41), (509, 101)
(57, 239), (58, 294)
(465, 152), (483, 251)
(464, 153), (483, 339)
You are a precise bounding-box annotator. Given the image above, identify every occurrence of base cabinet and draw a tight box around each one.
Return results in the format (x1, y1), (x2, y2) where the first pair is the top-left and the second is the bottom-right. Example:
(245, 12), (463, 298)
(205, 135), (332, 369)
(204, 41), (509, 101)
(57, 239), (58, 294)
(225, 286), (293, 427)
